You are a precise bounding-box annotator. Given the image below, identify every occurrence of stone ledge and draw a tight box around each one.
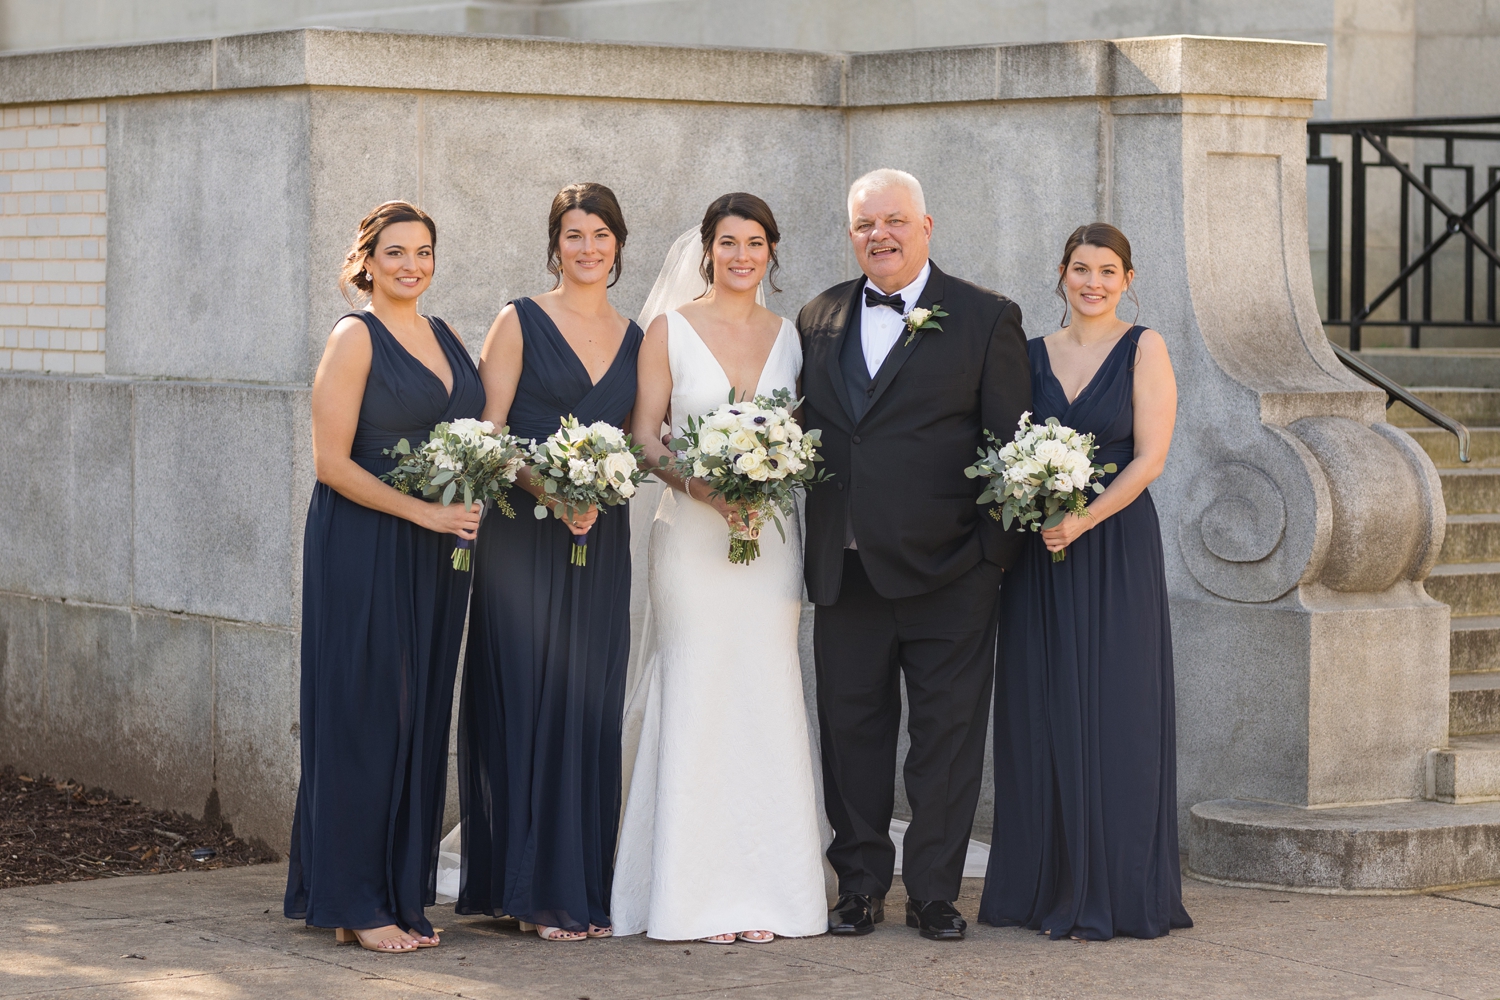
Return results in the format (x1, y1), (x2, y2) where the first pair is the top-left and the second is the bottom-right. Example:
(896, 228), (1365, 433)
(846, 36), (1325, 107)
(0, 29), (1325, 108)
(1189, 798), (1500, 893)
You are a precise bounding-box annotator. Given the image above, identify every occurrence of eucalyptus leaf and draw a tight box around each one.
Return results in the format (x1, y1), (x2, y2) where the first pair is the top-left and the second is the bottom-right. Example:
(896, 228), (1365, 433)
(442, 480), (457, 506)
(1042, 510), (1067, 529)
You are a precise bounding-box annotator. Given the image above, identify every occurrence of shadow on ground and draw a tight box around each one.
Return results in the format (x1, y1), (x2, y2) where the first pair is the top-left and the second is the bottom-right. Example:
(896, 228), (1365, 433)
(6, 867), (1500, 998)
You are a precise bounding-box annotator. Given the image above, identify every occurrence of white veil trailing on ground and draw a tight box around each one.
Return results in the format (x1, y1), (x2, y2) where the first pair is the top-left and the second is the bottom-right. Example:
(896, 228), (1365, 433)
(636, 226), (765, 329)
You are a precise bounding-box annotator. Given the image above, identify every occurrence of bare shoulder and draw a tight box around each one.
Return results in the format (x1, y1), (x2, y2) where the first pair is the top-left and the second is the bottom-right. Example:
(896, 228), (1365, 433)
(644, 311), (671, 344)
(1134, 327), (1169, 360)
(487, 302), (522, 341)
(324, 313), (372, 358)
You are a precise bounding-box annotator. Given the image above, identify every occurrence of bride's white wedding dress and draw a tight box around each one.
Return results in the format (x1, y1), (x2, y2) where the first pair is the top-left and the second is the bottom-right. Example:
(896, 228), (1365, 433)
(610, 309), (828, 940)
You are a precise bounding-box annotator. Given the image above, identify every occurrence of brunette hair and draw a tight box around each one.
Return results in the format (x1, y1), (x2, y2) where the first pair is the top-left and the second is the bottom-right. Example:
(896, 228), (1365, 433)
(1056, 222), (1138, 326)
(339, 200), (437, 304)
(546, 182), (627, 288)
(698, 192), (782, 294)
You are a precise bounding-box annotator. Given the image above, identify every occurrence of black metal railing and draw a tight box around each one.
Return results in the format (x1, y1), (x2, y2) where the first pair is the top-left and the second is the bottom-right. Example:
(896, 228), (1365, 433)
(1308, 115), (1500, 350)
(1331, 344), (1471, 462)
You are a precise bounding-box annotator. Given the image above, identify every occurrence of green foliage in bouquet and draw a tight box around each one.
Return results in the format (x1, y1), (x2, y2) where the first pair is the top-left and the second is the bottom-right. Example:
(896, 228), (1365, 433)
(381, 418), (528, 570)
(965, 413), (1117, 563)
(667, 387), (829, 564)
(527, 417), (651, 567)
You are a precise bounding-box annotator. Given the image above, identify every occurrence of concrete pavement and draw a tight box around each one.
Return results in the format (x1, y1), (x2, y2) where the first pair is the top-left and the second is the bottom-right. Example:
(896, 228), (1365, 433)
(5, 866), (1500, 999)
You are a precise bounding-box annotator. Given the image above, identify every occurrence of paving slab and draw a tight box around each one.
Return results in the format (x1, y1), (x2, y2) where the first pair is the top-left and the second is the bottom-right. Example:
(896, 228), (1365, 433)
(5, 866), (1500, 999)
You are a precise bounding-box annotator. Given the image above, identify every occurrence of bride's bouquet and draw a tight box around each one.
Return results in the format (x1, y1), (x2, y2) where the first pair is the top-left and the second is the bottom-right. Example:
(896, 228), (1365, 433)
(965, 411), (1117, 563)
(529, 416), (650, 567)
(382, 418), (529, 571)
(668, 388), (828, 565)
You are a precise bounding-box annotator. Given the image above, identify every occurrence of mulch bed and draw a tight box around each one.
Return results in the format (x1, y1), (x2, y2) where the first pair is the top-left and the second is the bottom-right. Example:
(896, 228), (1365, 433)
(1, 765), (278, 888)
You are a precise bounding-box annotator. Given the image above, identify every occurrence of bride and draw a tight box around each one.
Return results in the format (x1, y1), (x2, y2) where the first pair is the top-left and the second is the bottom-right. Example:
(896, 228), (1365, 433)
(611, 193), (828, 943)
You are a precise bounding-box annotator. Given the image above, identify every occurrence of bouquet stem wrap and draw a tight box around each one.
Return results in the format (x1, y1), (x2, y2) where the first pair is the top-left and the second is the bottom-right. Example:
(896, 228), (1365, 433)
(727, 510), (764, 565)
(452, 534), (474, 572)
(571, 529), (589, 567)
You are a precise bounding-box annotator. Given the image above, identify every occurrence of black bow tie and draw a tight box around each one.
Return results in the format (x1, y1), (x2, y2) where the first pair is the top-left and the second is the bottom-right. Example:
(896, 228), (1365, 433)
(864, 286), (906, 312)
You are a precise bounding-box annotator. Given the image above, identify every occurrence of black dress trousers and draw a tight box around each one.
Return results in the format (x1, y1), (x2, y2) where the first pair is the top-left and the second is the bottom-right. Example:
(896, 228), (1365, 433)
(814, 548), (1001, 902)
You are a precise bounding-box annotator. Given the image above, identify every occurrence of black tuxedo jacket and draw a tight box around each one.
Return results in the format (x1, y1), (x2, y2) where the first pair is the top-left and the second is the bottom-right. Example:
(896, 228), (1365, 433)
(797, 261), (1031, 605)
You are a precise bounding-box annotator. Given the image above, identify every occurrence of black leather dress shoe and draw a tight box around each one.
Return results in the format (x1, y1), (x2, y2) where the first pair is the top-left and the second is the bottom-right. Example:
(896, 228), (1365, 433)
(906, 899), (967, 941)
(828, 892), (885, 935)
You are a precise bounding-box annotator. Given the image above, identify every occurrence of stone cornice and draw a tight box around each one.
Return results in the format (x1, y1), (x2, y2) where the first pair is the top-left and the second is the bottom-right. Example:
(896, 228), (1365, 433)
(0, 28), (1325, 107)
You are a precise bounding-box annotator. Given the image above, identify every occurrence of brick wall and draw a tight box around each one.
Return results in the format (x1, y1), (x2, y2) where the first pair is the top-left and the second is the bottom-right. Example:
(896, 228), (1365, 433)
(0, 102), (106, 374)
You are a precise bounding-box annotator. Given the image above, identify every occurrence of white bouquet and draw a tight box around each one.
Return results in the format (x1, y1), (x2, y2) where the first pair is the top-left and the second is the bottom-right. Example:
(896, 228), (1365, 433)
(668, 388), (828, 564)
(528, 416), (650, 567)
(964, 411), (1117, 563)
(382, 418), (529, 571)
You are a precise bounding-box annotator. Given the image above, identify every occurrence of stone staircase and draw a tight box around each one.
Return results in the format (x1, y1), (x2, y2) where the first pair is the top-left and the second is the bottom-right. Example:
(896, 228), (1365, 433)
(1187, 349), (1500, 893)
(1377, 352), (1500, 806)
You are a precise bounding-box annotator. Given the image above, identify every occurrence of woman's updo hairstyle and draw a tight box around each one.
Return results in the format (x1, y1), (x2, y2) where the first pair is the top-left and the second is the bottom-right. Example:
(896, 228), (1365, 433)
(698, 192), (782, 294)
(340, 200), (437, 304)
(547, 182), (628, 288)
(1055, 221), (1138, 326)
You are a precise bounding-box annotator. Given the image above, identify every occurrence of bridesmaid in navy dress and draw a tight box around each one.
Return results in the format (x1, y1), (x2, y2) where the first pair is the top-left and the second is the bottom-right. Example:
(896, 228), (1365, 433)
(285, 202), (485, 953)
(980, 223), (1191, 941)
(458, 183), (642, 942)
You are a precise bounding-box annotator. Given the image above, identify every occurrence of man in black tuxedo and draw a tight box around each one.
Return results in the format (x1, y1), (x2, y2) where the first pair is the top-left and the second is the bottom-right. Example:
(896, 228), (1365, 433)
(797, 169), (1030, 941)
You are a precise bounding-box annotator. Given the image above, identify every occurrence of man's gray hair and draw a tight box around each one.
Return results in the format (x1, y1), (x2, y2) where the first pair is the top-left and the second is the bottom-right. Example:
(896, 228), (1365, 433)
(847, 168), (926, 223)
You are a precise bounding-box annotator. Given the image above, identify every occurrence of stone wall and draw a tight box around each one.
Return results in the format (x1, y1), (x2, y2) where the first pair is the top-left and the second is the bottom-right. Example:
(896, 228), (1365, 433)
(0, 101), (106, 374)
(0, 30), (1448, 861)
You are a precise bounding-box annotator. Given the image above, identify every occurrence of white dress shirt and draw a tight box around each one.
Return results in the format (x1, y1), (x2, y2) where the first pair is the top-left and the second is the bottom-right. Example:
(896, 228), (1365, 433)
(859, 261), (931, 378)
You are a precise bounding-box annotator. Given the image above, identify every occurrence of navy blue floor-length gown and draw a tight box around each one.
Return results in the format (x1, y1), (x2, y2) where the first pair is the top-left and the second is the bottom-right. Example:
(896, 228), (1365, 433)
(457, 297), (642, 932)
(979, 326), (1192, 941)
(285, 311), (485, 936)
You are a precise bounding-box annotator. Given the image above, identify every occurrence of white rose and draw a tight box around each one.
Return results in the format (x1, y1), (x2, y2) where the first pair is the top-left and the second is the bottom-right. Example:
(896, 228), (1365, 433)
(767, 424), (789, 443)
(699, 430), (730, 455)
(908, 307), (932, 327)
(692, 460), (710, 478)
(1033, 439), (1068, 465)
(589, 421), (625, 447)
(600, 450), (637, 488)
(728, 428), (761, 453)
(706, 411), (740, 432)
(615, 479), (637, 498)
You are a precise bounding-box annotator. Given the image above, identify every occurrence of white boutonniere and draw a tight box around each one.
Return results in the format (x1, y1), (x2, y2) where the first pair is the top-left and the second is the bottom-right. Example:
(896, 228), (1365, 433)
(903, 304), (948, 346)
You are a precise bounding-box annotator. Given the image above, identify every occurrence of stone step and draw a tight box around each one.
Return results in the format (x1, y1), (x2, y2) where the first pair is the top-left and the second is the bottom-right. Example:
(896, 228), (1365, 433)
(1453, 616), (1500, 675)
(1428, 735), (1500, 803)
(1389, 388), (1500, 428)
(1451, 673), (1500, 736)
(1441, 468), (1500, 514)
(1426, 561), (1500, 616)
(1405, 426), (1500, 468)
(1357, 349), (1500, 389)
(1188, 797), (1500, 891)
(1440, 514), (1500, 563)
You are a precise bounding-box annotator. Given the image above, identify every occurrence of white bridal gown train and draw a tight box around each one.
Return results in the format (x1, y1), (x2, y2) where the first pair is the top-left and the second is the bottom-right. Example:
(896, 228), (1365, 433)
(610, 310), (829, 940)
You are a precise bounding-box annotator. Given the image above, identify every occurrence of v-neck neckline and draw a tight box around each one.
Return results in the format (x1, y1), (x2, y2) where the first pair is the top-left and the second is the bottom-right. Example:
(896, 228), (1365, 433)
(367, 311), (457, 400)
(527, 298), (632, 389)
(672, 309), (786, 401)
(1041, 329), (1134, 408)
